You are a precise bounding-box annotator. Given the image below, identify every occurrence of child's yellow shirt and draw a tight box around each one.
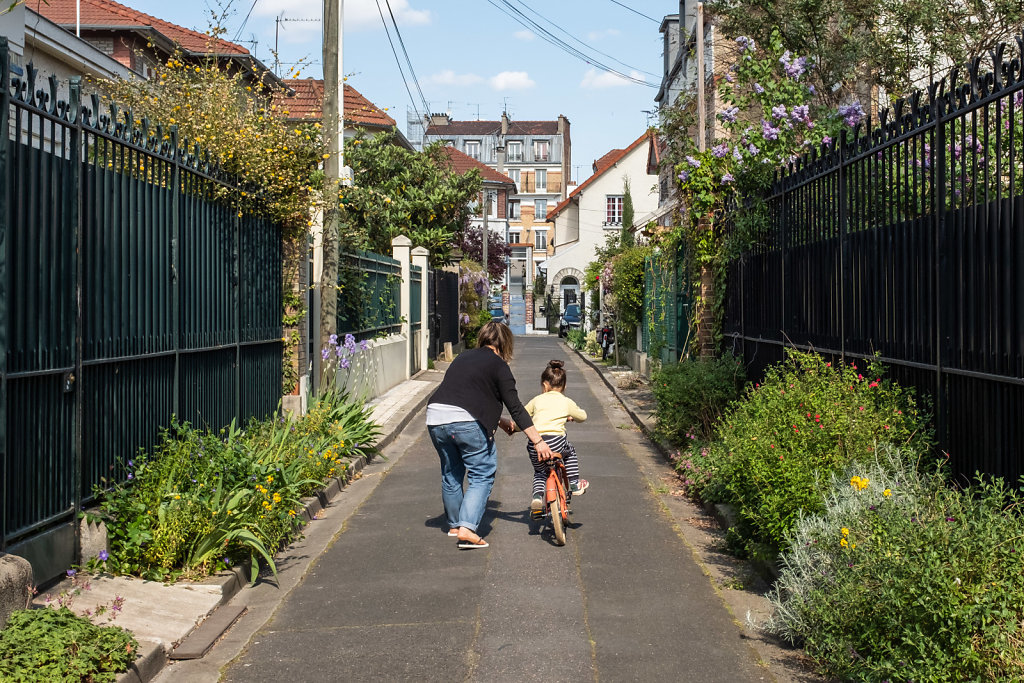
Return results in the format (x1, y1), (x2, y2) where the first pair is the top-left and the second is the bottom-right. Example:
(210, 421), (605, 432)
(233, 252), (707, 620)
(524, 391), (587, 435)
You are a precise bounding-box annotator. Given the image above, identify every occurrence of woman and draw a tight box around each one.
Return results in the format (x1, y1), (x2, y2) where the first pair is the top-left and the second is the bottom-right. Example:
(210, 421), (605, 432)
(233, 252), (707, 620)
(426, 321), (554, 548)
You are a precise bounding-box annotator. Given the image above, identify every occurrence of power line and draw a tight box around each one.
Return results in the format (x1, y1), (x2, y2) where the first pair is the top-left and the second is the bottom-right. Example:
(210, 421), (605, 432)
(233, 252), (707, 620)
(485, 0), (656, 88)
(384, 0), (431, 116)
(232, 0), (260, 43)
(374, 0), (423, 120)
(608, 0), (660, 23)
(508, 0), (658, 79)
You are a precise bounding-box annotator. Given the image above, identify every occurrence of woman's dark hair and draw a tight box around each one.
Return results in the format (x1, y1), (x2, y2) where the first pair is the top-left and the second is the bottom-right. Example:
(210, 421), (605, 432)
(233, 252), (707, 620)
(477, 321), (515, 361)
(541, 359), (566, 390)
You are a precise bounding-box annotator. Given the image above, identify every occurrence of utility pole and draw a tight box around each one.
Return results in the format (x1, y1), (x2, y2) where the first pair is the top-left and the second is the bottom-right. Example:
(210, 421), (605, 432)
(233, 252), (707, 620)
(482, 190), (489, 278)
(316, 0), (345, 393)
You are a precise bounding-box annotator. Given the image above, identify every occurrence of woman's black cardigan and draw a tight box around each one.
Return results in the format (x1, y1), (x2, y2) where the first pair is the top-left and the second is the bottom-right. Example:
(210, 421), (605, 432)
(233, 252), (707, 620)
(427, 347), (534, 433)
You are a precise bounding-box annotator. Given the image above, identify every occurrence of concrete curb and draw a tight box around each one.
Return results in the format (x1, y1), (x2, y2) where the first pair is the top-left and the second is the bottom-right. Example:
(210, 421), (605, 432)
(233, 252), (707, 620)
(112, 374), (439, 683)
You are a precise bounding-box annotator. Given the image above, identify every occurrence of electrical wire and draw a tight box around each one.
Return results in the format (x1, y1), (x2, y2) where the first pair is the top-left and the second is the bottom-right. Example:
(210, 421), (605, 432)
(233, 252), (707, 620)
(508, 0), (659, 79)
(375, 0), (423, 120)
(485, 0), (655, 88)
(232, 0), (261, 43)
(608, 0), (660, 23)
(384, 0), (431, 117)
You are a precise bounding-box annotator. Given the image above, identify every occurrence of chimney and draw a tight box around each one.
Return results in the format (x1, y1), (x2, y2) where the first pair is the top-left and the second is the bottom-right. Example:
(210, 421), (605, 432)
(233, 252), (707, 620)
(501, 111), (510, 135)
(429, 112), (451, 126)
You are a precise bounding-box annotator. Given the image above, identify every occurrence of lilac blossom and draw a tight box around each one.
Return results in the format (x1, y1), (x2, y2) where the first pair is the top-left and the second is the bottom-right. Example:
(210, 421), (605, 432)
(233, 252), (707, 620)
(808, 84), (816, 94)
(761, 119), (781, 141)
(771, 104), (787, 120)
(753, 83), (764, 94)
(735, 36), (756, 52)
(725, 73), (734, 83)
(790, 104), (810, 123)
(712, 143), (729, 158)
(780, 51), (807, 78)
(718, 106), (739, 123)
(822, 135), (832, 146)
(747, 142), (760, 156)
(838, 102), (865, 128)
(678, 170), (690, 183)
(732, 146), (743, 162)
(686, 155), (701, 168)
(721, 173), (735, 184)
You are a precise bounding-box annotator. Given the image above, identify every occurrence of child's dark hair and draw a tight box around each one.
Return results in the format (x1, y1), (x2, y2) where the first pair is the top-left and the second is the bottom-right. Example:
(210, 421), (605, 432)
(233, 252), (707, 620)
(542, 359), (566, 390)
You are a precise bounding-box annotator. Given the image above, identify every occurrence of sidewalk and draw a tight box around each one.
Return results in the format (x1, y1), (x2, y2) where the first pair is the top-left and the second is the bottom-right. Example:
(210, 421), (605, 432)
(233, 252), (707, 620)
(33, 365), (448, 683)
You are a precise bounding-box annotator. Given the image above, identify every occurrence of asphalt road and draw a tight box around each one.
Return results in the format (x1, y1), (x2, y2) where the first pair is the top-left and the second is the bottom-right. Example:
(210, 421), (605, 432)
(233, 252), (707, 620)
(223, 336), (769, 682)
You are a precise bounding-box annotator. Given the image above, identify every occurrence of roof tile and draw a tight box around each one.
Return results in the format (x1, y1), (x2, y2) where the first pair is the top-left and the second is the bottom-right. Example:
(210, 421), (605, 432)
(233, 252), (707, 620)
(437, 146), (516, 187)
(275, 80), (396, 128)
(547, 131), (652, 221)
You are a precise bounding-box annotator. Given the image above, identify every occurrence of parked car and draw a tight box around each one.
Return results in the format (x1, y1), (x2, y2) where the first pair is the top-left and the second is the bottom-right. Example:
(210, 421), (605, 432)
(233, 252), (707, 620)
(558, 304), (582, 337)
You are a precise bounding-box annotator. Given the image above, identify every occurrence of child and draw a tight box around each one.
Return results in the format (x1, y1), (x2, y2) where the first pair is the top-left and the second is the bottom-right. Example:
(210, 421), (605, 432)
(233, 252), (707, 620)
(517, 359), (589, 517)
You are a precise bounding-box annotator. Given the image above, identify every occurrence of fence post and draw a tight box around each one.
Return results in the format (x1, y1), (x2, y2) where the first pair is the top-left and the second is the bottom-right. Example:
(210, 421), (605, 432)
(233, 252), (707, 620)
(412, 246), (429, 371)
(69, 75), (84, 561)
(933, 95), (948, 453)
(392, 235), (412, 380)
(0, 37), (9, 551)
(838, 130), (848, 363)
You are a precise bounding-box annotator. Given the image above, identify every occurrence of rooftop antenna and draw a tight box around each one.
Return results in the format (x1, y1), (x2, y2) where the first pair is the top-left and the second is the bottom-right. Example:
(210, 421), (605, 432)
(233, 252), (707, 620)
(466, 102), (480, 120)
(642, 109), (658, 126)
(274, 15), (321, 76)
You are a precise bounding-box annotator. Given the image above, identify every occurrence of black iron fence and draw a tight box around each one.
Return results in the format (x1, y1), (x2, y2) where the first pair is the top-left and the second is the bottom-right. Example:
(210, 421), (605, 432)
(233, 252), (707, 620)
(1, 41), (283, 580)
(726, 40), (1024, 484)
(337, 250), (401, 339)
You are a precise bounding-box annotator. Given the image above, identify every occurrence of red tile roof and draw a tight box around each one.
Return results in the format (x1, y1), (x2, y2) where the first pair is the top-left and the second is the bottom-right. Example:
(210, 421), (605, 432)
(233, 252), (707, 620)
(40, 0), (248, 55)
(276, 80), (396, 128)
(437, 146), (517, 188)
(425, 120), (560, 136)
(547, 130), (653, 221)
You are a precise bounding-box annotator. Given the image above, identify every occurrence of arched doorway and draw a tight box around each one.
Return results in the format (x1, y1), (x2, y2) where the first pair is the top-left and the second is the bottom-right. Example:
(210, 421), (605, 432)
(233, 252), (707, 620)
(551, 267), (585, 315)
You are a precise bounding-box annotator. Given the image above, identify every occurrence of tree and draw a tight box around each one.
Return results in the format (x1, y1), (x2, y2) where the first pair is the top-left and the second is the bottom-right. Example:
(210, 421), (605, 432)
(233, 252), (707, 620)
(621, 177), (635, 248)
(340, 135), (482, 265)
(459, 226), (512, 281)
(708, 0), (1024, 100)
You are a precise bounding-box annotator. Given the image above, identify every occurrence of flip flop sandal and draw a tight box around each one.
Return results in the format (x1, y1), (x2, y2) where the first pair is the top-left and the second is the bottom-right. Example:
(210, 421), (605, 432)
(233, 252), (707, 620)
(457, 537), (489, 549)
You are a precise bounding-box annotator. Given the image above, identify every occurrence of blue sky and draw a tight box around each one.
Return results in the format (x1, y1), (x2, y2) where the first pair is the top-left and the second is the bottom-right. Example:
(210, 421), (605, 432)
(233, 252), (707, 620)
(126, 0), (667, 185)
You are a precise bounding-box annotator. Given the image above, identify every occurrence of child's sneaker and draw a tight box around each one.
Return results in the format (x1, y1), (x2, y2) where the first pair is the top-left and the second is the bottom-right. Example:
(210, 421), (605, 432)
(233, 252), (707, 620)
(571, 479), (589, 495)
(530, 495), (544, 518)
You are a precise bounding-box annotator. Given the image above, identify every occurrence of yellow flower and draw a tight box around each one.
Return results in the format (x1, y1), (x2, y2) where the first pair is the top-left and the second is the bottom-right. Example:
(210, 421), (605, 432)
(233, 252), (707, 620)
(841, 527), (849, 537)
(883, 488), (892, 497)
(850, 542), (856, 549)
(840, 538), (849, 547)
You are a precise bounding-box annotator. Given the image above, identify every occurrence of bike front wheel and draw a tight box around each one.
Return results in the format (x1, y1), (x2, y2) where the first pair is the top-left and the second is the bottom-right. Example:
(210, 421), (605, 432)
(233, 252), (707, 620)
(550, 497), (566, 546)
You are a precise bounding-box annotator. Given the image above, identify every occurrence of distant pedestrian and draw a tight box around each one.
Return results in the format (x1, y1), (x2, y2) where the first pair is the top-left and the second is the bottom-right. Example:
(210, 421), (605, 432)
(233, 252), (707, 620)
(426, 321), (554, 548)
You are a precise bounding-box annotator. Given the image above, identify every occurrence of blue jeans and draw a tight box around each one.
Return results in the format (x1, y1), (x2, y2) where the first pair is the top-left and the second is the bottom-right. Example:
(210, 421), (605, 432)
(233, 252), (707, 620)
(428, 421), (497, 532)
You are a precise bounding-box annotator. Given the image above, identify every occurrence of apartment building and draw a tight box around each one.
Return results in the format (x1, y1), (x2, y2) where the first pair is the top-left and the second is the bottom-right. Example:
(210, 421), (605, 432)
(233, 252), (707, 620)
(420, 112), (570, 293)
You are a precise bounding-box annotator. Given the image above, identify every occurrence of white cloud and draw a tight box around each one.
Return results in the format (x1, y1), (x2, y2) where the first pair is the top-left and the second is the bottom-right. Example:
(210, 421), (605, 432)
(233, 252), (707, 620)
(252, 0), (431, 30)
(579, 67), (645, 89)
(514, 29), (535, 41)
(586, 28), (621, 42)
(426, 69), (485, 86)
(490, 71), (535, 91)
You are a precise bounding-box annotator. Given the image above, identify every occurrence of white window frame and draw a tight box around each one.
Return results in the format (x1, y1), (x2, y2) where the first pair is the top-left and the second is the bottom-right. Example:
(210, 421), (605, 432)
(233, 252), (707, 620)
(509, 231), (522, 244)
(507, 200), (521, 220)
(606, 195), (624, 225)
(533, 139), (550, 162)
(535, 168), (547, 192)
(507, 168), (520, 190)
(534, 231), (548, 250)
(506, 141), (523, 163)
(486, 190), (498, 218)
(463, 140), (481, 160)
(535, 199), (548, 220)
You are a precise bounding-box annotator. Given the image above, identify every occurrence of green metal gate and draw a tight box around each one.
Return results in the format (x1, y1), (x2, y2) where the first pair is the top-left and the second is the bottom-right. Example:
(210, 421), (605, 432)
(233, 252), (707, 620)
(1, 43), (284, 581)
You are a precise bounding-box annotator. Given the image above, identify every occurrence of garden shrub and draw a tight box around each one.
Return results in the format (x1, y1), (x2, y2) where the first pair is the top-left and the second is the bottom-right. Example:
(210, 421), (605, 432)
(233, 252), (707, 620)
(584, 330), (600, 356)
(565, 328), (586, 350)
(766, 449), (1024, 682)
(0, 608), (138, 682)
(652, 352), (745, 443)
(705, 349), (931, 554)
(95, 392), (379, 582)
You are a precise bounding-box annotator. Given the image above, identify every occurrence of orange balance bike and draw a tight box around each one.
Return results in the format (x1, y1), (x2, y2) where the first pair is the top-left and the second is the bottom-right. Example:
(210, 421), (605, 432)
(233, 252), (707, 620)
(541, 453), (571, 546)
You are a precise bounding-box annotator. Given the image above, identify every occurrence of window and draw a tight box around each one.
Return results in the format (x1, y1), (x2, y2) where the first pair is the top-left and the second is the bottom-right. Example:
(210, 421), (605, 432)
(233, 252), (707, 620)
(535, 169), (547, 192)
(535, 232), (547, 250)
(606, 195), (624, 224)
(506, 141), (523, 162)
(507, 200), (521, 219)
(535, 199), (548, 220)
(509, 231), (521, 243)
(463, 140), (481, 159)
(533, 139), (550, 162)
(507, 168), (520, 190)
(486, 190), (498, 217)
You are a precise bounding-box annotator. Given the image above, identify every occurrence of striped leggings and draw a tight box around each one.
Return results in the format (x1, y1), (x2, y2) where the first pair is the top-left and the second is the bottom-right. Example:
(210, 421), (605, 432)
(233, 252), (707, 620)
(526, 433), (580, 497)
